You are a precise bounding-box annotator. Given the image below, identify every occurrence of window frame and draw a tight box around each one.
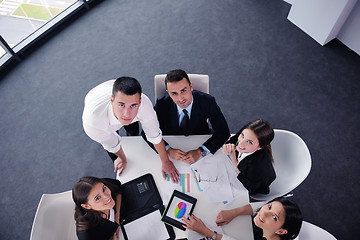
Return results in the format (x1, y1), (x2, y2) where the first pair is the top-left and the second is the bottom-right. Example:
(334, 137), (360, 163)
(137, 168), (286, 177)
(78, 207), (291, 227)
(0, 0), (94, 73)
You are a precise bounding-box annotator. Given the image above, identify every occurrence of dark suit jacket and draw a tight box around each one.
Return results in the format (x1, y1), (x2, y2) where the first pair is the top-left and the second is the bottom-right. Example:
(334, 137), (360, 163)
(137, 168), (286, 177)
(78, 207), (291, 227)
(252, 221), (267, 240)
(76, 178), (122, 240)
(227, 131), (276, 195)
(76, 219), (118, 240)
(154, 90), (230, 154)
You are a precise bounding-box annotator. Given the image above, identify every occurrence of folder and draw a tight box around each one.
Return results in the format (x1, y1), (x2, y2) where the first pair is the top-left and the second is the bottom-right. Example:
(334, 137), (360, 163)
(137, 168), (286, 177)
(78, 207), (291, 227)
(120, 173), (175, 240)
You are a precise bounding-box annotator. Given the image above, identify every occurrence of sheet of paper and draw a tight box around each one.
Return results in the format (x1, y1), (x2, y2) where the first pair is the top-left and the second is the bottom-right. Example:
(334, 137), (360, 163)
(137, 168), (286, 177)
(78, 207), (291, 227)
(222, 153), (249, 200)
(123, 210), (169, 240)
(191, 150), (238, 203)
(163, 171), (192, 203)
(162, 159), (193, 203)
(187, 223), (223, 240)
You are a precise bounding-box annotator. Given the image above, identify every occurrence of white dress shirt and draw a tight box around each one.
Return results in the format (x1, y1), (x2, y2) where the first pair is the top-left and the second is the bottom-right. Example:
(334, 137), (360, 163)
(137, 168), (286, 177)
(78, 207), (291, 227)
(82, 80), (162, 153)
(109, 208), (115, 222)
(237, 151), (255, 163)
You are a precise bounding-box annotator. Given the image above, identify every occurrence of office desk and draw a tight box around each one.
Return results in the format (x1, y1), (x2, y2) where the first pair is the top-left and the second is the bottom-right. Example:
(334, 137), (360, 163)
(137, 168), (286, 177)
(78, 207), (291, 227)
(117, 135), (253, 240)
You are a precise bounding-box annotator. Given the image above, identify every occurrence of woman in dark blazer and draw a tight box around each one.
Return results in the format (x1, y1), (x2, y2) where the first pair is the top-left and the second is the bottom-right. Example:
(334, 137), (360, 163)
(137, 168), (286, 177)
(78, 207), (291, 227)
(222, 119), (276, 195)
(72, 177), (122, 240)
(183, 196), (303, 240)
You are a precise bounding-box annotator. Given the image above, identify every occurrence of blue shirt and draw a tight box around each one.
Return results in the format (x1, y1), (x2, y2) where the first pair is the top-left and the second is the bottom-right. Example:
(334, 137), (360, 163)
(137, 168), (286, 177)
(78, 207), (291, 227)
(177, 99), (193, 125)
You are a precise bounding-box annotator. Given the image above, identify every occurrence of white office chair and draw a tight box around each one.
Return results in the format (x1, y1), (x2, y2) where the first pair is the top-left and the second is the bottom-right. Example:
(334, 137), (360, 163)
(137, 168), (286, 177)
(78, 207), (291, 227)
(154, 74), (209, 100)
(295, 221), (337, 240)
(251, 129), (312, 201)
(30, 190), (77, 240)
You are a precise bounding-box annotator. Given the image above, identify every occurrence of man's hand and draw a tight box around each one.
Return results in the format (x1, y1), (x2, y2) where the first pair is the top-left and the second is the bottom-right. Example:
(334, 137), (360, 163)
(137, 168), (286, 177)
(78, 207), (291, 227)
(222, 143), (236, 155)
(167, 147), (186, 161)
(182, 149), (201, 164)
(216, 209), (236, 226)
(161, 160), (180, 183)
(114, 157), (127, 176)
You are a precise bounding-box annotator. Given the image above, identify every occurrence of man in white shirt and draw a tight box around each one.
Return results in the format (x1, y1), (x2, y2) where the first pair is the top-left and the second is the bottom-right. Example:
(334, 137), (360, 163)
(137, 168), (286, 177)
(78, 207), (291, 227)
(82, 77), (179, 183)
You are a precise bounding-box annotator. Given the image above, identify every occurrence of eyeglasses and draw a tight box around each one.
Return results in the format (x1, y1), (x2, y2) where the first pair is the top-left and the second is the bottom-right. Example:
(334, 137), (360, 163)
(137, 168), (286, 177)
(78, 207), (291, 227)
(193, 169), (218, 183)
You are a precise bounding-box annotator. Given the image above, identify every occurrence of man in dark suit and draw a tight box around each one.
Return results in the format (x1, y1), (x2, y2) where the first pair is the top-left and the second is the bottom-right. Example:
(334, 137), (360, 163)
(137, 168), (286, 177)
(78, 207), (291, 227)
(147, 69), (230, 164)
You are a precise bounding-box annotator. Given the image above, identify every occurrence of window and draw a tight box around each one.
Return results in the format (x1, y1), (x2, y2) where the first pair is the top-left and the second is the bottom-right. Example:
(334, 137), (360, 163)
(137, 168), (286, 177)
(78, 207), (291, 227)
(0, 0), (92, 72)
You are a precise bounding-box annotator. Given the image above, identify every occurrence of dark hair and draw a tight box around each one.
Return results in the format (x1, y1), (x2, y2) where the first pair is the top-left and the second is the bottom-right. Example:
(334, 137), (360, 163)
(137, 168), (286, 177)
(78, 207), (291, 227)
(270, 197), (303, 240)
(112, 76), (142, 97)
(165, 69), (191, 89)
(243, 119), (275, 163)
(72, 176), (106, 231)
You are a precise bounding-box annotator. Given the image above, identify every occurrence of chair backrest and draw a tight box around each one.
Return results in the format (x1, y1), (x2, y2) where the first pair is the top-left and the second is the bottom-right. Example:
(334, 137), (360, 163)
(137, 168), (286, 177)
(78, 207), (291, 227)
(30, 190), (77, 240)
(295, 221), (337, 240)
(154, 74), (209, 100)
(251, 129), (312, 201)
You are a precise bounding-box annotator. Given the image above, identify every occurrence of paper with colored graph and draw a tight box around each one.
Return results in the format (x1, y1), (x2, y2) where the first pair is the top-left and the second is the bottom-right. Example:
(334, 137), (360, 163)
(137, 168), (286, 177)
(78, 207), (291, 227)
(162, 159), (193, 203)
(163, 172), (192, 204)
(165, 173), (191, 193)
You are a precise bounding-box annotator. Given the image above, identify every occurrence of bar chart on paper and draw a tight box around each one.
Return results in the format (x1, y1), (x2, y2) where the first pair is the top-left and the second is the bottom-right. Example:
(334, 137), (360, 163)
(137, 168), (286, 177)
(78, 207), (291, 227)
(165, 173), (191, 193)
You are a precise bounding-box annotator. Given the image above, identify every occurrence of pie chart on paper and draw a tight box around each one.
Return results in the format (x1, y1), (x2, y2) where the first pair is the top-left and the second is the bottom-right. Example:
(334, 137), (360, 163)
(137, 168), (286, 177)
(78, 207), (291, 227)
(174, 202), (187, 218)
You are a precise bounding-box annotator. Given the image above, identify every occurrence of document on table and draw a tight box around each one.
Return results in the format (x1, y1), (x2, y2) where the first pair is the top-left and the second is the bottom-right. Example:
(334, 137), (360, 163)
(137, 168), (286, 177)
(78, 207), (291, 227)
(223, 152), (248, 200)
(163, 159), (193, 203)
(187, 224), (223, 240)
(123, 210), (169, 240)
(191, 153), (233, 203)
(191, 149), (246, 203)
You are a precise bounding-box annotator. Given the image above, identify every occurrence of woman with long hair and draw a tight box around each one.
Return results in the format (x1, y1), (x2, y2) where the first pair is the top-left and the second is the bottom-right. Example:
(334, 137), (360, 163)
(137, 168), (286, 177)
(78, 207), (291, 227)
(222, 119), (276, 195)
(183, 197), (303, 240)
(72, 176), (122, 240)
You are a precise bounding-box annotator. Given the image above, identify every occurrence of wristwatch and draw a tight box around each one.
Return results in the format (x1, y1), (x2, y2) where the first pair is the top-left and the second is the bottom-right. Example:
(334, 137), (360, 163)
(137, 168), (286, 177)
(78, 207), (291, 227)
(198, 147), (208, 158)
(209, 231), (217, 240)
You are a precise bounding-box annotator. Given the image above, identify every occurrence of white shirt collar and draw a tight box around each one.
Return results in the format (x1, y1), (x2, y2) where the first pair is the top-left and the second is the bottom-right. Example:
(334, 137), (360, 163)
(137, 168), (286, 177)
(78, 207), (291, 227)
(238, 151), (256, 163)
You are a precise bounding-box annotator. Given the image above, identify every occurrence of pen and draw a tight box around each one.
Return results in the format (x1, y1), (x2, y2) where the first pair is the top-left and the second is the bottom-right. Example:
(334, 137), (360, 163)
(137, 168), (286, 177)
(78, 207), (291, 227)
(230, 140), (238, 154)
(191, 169), (203, 191)
(192, 169), (199, 182)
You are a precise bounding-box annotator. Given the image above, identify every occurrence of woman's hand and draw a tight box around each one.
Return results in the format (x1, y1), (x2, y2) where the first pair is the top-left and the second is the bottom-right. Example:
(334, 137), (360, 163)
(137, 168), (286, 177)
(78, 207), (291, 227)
(222, 143), (235, 155)
(182, 214), (209, 236)
(216, 210), (236, 226)
(222, 144), (238, 168)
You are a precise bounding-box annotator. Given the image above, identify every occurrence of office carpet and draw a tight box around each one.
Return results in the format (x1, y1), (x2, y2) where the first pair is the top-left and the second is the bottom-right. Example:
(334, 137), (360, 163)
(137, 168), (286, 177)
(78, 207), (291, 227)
(0, 0), (359, 239)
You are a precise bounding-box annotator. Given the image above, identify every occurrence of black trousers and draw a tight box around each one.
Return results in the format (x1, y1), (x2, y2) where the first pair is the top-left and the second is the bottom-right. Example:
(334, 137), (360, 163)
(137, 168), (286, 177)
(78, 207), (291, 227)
(107, 122), (139, 161)
(141, 130), (157, 152)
